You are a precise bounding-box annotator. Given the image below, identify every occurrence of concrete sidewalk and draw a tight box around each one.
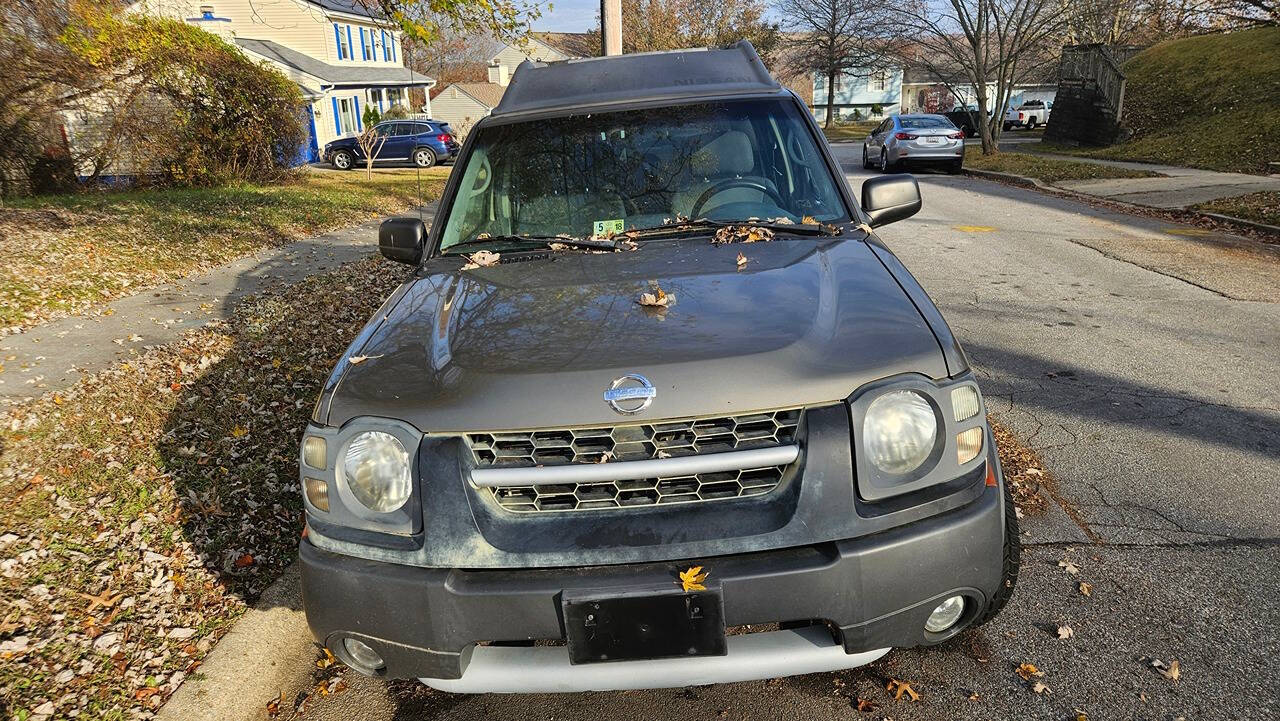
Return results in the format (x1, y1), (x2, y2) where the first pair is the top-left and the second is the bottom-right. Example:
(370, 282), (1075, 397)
(0, 206), (433, 405)
(1025, 152), (1280, 208)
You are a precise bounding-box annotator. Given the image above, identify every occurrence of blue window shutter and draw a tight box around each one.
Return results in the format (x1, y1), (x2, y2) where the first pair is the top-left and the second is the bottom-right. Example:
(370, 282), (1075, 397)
(391, 36), (397, 62)
(354, 97), (361, 131)
(334, 24), (342, 59)
(332, 97), (341, 134)
(382, 30), (389, 61)
(359, 28), (366, 60)
(346, 26), (354, 61)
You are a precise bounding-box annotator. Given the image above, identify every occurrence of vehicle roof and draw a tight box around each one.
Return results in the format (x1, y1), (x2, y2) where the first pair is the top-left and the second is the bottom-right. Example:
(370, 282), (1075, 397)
(491, 41), (779, 118)
(897, 113), (949, 119)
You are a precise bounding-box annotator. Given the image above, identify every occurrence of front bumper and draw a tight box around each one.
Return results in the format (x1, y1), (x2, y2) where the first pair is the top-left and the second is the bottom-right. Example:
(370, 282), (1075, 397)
(299, 478), (1005, 691)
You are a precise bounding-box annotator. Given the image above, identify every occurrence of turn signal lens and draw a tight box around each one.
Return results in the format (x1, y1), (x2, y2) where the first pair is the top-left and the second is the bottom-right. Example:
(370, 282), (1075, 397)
(303, 436), (327, 469)
(304, 477), (330, 512)
(951, 386), (980, 422)
(957, 428), (984, 465)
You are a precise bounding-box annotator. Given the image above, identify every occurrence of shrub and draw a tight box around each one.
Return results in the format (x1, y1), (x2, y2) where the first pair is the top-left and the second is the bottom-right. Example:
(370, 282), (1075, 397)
(381, 104), (411, 120)
(363, 104), (382, 128)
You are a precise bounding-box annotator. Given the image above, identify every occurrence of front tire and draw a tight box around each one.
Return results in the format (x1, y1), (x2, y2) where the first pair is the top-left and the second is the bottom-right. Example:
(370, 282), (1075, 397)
(973, 471), (1021, 626)
(331, 150), (353, 171)
(414, 147), (437, 168)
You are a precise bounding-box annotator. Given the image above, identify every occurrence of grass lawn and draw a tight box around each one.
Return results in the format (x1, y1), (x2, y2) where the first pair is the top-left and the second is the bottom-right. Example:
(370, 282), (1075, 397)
(1043, 27), (1279, 175)
(821, 121), (879, 143)
(1192, 192), (1280, 227)
(0, 168), (449, 331)
(964, 147), (1163, 184)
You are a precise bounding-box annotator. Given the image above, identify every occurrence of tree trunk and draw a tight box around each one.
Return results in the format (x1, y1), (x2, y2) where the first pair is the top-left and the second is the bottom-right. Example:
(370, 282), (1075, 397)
(825, 69), (837, 129)
(974, 84), (997, 155)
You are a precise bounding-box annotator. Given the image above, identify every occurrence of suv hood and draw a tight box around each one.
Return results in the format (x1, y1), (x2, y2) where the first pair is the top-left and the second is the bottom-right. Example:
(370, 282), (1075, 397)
(322, 236), (948, 431)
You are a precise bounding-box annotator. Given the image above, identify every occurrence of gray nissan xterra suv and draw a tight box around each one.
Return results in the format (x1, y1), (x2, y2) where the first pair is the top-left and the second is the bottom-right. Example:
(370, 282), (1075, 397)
(298, 42), (1019, 693)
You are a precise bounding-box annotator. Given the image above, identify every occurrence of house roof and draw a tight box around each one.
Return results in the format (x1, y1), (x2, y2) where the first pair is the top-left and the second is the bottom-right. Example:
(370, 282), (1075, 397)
(448, 82), (507, 109)
(304, 0), (384, 19)
(235, 38), (433, 87)
(531, 32), (597, 58)
(493, 41), (778, 117)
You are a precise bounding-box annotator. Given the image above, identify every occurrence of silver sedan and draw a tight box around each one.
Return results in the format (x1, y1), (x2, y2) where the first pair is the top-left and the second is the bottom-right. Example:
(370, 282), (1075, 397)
(862, 114), (966, 174)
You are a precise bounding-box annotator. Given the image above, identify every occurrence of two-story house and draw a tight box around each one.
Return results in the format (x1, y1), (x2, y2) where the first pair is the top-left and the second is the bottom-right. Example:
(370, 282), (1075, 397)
(431, 32), (594, 134)
(810, 67), (905, 122)
(129, 0), (434, 162)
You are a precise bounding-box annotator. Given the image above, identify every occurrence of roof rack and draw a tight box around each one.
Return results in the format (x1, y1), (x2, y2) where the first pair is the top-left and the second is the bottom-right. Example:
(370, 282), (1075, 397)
(492, 41), (780, 117)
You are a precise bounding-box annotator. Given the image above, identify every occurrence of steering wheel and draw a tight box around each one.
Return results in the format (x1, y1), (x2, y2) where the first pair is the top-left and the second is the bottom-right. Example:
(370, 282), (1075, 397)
(689, 179), (784, 219)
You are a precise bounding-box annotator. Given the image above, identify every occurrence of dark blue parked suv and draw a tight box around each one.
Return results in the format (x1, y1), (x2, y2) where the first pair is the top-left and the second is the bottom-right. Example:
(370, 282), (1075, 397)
(323, 119), (460, 170)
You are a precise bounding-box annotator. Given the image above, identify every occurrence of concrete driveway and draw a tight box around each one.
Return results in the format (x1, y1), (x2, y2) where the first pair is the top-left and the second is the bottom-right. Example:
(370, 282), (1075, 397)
(288, 148), (1280, 721)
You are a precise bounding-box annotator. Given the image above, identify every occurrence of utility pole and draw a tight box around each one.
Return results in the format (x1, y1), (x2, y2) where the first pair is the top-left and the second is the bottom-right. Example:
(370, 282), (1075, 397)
(601, 0), (622, 55)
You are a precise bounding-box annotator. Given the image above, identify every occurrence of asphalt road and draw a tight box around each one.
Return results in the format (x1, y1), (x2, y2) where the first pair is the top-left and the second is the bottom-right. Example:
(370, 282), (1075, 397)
(291, 145), (1280, 721)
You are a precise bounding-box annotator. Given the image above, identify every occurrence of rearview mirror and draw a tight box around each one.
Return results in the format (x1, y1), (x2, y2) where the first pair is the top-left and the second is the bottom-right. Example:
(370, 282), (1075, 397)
(860, 175), (922, 228)
(379, 217), (426, 265)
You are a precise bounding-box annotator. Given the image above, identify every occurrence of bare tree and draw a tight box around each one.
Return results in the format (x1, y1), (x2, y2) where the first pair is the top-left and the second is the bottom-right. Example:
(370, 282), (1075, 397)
(355, 125), (387, 178)
(890, 0), (1066, 153)
(774, 0), (893, 128)
(587, 0), (781, 60)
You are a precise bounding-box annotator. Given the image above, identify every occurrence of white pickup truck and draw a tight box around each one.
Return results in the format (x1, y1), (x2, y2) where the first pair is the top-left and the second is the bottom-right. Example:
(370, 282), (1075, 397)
(1003, 100), (1051, 130)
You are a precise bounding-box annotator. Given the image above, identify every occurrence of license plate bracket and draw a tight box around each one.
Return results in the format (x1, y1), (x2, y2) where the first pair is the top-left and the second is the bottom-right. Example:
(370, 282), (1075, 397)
(562, 590), (726, 664)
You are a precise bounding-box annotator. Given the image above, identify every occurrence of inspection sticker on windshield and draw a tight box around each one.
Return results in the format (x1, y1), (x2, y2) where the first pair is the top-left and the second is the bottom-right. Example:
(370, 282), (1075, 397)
(593, 219), (625, 238)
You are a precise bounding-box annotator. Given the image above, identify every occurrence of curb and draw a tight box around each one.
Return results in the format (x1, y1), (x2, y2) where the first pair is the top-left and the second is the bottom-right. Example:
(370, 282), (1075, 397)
(962, 168), (1279, 239)
(156, 562), (313, 721)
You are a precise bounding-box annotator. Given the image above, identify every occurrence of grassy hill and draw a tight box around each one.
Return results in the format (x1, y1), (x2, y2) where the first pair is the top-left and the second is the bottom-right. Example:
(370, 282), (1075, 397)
(1047, 27), (1280, 174)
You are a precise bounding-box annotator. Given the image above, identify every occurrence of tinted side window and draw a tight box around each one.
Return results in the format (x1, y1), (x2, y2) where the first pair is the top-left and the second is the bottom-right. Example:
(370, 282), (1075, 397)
(412, 123), (432, 135)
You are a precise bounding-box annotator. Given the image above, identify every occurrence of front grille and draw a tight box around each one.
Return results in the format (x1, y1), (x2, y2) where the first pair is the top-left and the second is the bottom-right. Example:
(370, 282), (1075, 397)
(466, 409), (803, 513)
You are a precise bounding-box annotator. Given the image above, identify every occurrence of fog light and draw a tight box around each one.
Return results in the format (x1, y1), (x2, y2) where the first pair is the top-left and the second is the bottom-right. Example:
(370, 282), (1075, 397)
(303, 436), (327, 469)
(925, 595), (966, 633)
(342, 638), (385, 671)
(956, 427), (984, 465)
(304, 477), (330, 512)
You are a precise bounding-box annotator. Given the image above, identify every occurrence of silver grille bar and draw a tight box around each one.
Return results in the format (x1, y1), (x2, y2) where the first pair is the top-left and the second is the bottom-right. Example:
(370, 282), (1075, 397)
(470, 445), (800, 487)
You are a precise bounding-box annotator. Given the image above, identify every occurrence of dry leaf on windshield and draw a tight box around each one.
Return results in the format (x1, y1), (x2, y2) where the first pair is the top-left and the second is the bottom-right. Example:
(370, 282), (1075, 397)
(461, 250), (500, 270)
(1057, 624), (1074, 640)
(1016, 663), (1044, 680)
(801, 215), (818, 225)
(679, 565), (709, 592)
(885, 678), (920, 701)
(714, 225), (774, 244)
(770, 216), (795, 224)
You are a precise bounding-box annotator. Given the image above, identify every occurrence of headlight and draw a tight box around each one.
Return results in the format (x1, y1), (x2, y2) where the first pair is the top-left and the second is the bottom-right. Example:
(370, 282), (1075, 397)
(863, 390), (938, 475)
(341, 431), (411, 512)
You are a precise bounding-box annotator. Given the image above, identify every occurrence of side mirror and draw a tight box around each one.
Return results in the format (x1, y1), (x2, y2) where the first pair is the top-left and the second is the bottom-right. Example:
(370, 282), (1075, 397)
(860, 174), (922, 228)
(379, 217), (426, 265)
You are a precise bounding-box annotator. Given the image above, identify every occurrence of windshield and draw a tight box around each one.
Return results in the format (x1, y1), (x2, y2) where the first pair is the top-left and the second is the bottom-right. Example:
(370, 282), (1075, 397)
(900, 116), (953, 129)
(438, 98), (849, 250)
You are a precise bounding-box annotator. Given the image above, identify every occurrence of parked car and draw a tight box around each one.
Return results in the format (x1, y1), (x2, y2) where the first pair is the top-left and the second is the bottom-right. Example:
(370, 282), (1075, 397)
(942, 108), (981, 137)
(323, 119), (460, 170)
(1003, 100), (1052, 131)
(862, 113), (966, 173)
(298, 42), (1017, 693)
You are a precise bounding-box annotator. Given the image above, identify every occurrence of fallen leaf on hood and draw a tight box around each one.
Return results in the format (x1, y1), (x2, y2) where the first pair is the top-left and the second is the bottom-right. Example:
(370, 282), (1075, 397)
(679, 565), (709, 592)
(714, 225), (774, 244)
(736, 252), (748, 268)
(886, 678), (920, 701)
(1032, 681), (1052, 694)
(1058, 560), (1080, 575)
(1057, 624), (1074, 640)
(854, 697), (876, 712)
(1016, 663), (1044, 680)
(637, 284), (674, 309)
(347, 354), (383, 365)
(461, 250), (500, 270)
(1078, 581), (1092, 597)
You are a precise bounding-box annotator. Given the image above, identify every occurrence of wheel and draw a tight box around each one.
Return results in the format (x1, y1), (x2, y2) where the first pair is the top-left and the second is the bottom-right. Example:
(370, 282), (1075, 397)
(414, 147), (437, 168)
(879, 149), (898, 173)
(946, 160), (963, 175)
(1002, 122), (1012, 132)
(1028, 116), (1038, 128)
(331, 150), (353, 170)
(973, 467), (1021, 626)
(862, 145), (874, 169)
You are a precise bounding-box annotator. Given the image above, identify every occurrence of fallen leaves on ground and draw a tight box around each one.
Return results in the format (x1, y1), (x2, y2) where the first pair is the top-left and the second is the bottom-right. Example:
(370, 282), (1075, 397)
(1144, 657), (1181, 682)
(1016, 663), (1045, 680)
(1078, 581), (1093, 596)
(1059, 559), (1080, 574)
(989, 419), (1049, 514)
(679, 566), (709, 592)
(1057, 624), (1075, 640)
(886, 678), (921, 701)
(854, 697), (876, 712)
(1032, 681), (1052, 694)
(0, 255), (410, 719)
(317, 647), (337, 669)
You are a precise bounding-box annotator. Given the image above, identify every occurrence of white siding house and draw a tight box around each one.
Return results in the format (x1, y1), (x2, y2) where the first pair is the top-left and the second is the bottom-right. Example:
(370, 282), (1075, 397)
(126, 0), (435, 163)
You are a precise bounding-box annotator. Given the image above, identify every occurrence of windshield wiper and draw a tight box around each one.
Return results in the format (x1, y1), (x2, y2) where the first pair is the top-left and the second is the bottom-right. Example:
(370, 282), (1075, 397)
(628, 218), (839, 239)
(443, 234), (619, 255)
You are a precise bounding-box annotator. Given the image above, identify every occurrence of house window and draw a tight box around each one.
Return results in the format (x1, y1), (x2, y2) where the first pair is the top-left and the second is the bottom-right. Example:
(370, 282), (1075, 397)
(335, 24), (349, 60)
(370, 89), (383, 111)
(339, 98), (356, 134)
(873, 71), (888, 91)
(362, 28), (374, 60)
(386, 88), (403, 108)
